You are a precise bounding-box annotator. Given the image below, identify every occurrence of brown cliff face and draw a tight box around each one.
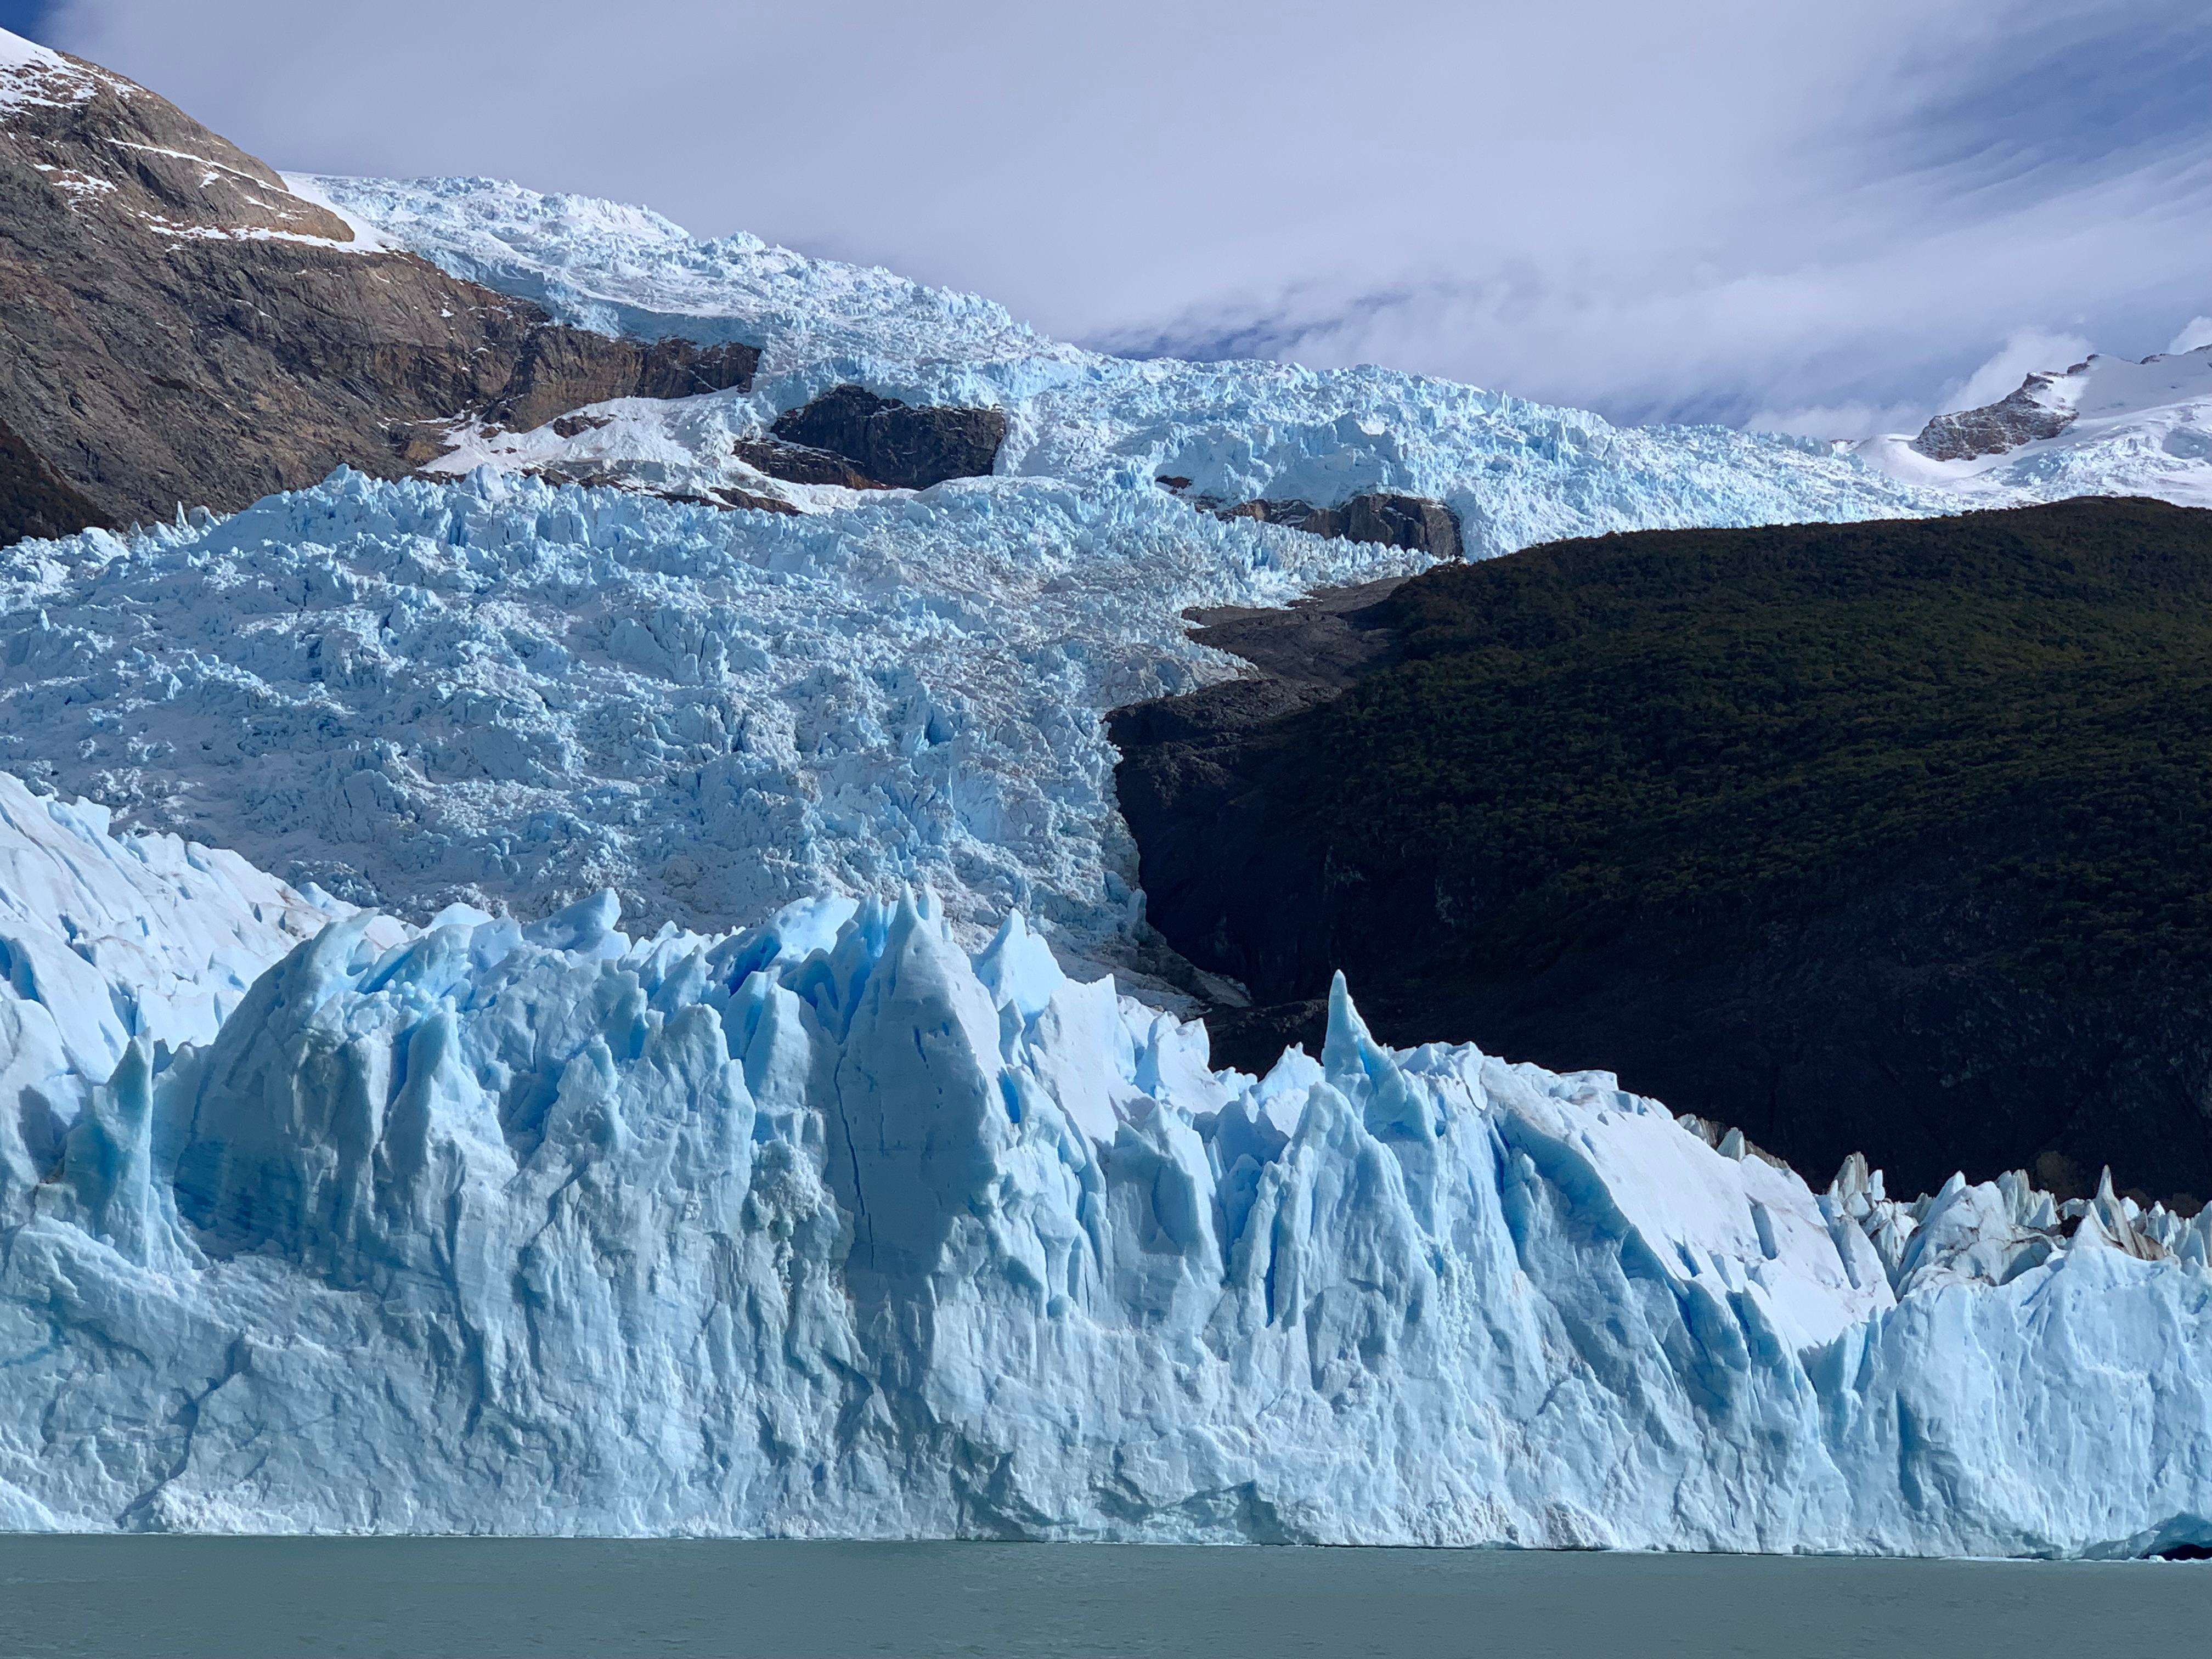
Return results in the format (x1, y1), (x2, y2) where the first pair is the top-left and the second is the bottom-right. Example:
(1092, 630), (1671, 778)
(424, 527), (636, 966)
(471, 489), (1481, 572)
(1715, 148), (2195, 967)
(0, 39), (756, 541)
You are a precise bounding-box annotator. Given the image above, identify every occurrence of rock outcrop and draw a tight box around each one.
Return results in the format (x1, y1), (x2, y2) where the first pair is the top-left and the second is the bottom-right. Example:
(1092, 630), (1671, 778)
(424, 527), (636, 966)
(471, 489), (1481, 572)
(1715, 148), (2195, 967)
(760, 385), (1007, 490)
(1910, 373), (2079, 461)
(731, 437), (893, 492)
(1221, 492), (1463, 560)
(0, 37), (755, 541)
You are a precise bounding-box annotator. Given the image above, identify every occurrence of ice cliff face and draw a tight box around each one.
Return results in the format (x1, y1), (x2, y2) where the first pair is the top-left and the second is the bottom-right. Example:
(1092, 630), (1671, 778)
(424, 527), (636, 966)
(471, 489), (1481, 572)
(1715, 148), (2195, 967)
(0, 769), (408, 1207)
(2, 788), (2208, 1551)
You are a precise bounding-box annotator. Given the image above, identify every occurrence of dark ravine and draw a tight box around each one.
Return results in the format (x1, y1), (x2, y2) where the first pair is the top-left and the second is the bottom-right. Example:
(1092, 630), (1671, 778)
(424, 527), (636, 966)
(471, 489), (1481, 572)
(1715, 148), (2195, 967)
(0, 43), (758, 541)
(1113, 499), (2212, 1205)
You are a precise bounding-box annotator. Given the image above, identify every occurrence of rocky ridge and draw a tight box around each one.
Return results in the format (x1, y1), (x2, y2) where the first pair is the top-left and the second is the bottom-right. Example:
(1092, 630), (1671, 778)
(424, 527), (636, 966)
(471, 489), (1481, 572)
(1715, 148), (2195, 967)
(1910, 371), (2080, 461)
(0, 33), (758, 540)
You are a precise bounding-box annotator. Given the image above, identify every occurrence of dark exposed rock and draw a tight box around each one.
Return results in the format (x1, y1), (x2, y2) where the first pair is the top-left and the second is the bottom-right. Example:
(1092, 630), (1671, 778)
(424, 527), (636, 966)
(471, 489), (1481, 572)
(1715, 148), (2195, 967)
(486, 332), (757, 433)
(0, 411), (109, 540)
(0, 44), (760, 543)
(732, 438), (893, 492)
(1155, 475), (1193, 491)
(1910, 374), (2077, 461)
(712, 486), (802, 515)
(767, 385), (1006, 490)
(1107, 579), (1412, 1076)
(631, 340), (760, 403)
(1221, 492), (1463, 560)
(1112, 499), (2212, 1205)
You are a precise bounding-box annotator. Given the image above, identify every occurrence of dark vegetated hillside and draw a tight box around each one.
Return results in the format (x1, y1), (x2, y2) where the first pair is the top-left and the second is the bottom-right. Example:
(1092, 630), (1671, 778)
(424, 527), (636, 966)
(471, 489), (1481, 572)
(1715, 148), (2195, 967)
(1118, 497), (2212, 1203)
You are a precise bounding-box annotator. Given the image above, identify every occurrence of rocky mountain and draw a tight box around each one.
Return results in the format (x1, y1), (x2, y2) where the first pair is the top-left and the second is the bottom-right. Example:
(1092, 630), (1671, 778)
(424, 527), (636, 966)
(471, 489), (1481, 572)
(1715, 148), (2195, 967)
(0, 32), (757, 541)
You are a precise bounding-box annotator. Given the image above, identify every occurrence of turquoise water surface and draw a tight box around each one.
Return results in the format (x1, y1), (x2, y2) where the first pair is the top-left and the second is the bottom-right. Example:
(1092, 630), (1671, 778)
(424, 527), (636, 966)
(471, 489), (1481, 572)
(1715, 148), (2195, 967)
(2, 1538), (2204, 1657)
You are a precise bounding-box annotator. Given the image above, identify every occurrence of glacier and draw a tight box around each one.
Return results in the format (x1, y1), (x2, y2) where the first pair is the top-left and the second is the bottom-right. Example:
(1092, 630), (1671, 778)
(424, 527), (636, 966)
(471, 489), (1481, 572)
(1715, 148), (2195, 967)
(8, 145), (2212, 1553)
(0, 469), (1430, 968)
(3, 782), (2210, 1550)
(11, 174), (2201, 974)
(0, 174), (1964, 963)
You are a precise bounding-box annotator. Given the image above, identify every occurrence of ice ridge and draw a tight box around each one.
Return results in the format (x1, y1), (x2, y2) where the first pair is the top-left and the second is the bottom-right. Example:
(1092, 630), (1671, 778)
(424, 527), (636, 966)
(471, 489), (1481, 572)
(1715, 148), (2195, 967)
(0, 768), (408, 1204)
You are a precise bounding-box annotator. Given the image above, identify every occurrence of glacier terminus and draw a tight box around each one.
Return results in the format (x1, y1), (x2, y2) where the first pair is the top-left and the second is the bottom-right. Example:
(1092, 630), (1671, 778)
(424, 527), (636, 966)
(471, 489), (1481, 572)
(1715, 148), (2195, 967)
(2, 780), (2210, 1553)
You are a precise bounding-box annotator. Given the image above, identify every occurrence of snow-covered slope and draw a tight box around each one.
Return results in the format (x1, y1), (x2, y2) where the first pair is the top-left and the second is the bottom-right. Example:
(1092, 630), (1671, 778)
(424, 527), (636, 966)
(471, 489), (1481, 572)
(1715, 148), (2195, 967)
(2, 787), (2207, 1551)
(1855, 346), (2212, 506)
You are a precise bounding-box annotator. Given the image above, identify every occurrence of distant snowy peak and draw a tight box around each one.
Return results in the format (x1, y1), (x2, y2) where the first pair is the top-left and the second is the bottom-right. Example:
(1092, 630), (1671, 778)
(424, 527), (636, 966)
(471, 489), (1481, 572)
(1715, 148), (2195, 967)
(1856, 345), (2212, 507)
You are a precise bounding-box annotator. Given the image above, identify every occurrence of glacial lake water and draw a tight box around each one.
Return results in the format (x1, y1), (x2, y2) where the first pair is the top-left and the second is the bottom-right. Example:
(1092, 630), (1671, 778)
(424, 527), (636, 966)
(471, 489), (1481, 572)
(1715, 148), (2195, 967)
(2, 1537), (2205, 1657)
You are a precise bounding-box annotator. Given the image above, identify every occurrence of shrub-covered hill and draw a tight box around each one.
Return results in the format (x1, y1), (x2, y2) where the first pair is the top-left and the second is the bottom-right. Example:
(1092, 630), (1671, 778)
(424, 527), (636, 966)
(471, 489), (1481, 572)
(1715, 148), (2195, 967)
(1118, 496), (2212, 1203)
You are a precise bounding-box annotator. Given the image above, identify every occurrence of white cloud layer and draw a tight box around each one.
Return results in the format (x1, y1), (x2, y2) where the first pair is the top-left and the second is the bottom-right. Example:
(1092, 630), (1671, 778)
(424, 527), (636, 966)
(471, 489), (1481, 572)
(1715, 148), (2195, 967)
(29, 0), (2212, 436)
(1943, 329), (2096, 413)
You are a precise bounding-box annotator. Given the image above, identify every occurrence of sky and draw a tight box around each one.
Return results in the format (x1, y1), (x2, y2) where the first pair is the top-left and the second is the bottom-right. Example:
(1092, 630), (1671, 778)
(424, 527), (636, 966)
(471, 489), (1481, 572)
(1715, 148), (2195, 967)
(9, 0), (2212, 435)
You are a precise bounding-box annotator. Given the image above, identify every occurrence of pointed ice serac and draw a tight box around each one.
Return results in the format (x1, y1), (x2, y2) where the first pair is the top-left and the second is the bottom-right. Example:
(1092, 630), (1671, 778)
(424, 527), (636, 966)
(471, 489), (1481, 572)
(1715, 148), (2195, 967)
(47, 1039), (196, 1271)
(1323, 971), (1437, 1143)
(822, 888), (1009, 1292)
(1830, 1152), (1871, 1207)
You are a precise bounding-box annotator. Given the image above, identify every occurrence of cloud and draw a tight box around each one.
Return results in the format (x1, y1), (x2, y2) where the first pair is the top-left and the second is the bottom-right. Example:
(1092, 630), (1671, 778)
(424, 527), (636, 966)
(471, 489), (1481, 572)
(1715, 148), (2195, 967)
(2171, 318), (2212, 354)
(25, 0), (2212, 431)
(1940, 328), (2095, 414)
